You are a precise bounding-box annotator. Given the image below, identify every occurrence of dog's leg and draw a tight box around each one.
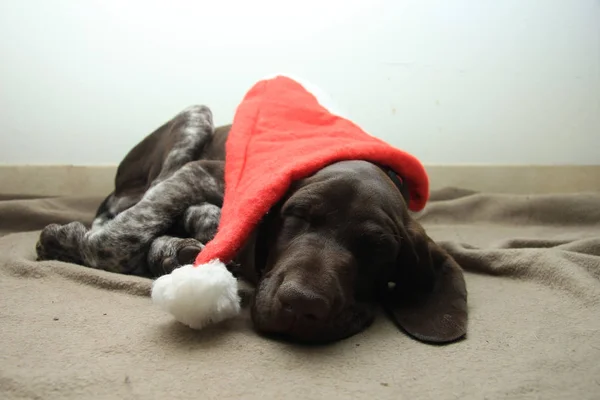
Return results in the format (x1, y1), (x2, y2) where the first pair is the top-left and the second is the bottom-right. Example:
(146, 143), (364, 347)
(145, 203), (222, 276)
(91, 192), (141, 230)
(182, 202), (247, 279)
(89, 105), (215, 230)
(36, 161), (224, 275)
(149, 105), (215, 186)
(182, 203), (221, 243)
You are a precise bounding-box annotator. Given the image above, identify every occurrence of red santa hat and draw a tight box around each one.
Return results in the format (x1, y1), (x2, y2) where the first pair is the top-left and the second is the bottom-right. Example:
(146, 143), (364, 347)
(151, 74), (429, 329)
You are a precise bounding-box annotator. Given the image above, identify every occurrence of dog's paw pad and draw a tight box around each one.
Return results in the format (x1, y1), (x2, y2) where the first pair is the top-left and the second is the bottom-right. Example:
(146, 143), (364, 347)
(155, 239), (204, 275)
(177, 245), (203, 265)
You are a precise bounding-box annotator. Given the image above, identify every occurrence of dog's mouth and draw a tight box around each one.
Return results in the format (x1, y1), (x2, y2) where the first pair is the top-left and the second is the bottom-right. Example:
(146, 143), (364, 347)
(249, 277), (376, 344)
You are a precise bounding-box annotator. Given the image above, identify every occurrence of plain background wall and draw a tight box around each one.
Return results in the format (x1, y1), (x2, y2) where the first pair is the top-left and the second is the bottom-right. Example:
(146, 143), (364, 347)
(0, 0), (598, 166)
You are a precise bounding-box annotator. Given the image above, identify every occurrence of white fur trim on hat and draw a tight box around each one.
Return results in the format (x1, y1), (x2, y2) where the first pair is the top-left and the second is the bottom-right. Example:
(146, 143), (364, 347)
(151, 260), (241, 329)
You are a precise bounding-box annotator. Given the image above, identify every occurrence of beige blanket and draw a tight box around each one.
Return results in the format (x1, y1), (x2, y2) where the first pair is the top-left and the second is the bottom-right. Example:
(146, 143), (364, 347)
(1, 189), (599, 400)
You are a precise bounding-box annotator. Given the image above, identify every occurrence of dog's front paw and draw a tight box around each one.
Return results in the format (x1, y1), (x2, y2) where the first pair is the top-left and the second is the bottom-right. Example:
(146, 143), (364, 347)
(36, 223), (61, 260)
(36, 222), (87, 264)
(148, 237), (204, 277)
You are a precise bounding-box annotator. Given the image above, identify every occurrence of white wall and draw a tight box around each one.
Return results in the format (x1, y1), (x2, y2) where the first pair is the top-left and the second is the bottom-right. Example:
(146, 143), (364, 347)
(1, 0), (598, 165)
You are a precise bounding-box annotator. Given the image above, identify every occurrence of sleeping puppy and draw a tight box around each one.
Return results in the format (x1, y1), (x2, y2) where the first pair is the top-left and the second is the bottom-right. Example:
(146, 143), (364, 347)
(36, 105), (468, 344)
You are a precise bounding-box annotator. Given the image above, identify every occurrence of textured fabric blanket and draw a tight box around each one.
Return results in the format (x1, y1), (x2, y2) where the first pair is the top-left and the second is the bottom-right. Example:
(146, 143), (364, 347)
(1, 189), (599, 400)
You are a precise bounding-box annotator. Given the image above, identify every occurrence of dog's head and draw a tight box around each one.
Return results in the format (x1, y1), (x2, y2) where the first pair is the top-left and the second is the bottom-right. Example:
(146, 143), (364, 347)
(245, 160), (467, 344)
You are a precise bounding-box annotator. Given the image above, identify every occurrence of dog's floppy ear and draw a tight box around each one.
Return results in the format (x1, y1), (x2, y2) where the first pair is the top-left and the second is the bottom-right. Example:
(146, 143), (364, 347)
(231, 204), (280, 286)
(381, 216), (468, 344)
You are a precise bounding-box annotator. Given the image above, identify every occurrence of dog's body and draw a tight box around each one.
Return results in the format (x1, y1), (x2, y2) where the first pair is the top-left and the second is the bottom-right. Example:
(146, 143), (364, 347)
(37, 105), (468, 344)
(37, 106), (228, 277)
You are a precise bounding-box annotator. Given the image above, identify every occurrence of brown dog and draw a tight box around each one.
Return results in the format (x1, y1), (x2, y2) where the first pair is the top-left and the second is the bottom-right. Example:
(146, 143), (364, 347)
(36, 105), (468, 344)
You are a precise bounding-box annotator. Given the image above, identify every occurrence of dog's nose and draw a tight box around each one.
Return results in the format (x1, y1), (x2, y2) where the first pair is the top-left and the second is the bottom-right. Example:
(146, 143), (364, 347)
(277, 282), (330, 321)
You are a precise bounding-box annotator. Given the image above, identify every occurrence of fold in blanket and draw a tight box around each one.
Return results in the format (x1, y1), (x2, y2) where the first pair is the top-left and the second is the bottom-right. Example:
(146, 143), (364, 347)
(1, 189), (599, 400)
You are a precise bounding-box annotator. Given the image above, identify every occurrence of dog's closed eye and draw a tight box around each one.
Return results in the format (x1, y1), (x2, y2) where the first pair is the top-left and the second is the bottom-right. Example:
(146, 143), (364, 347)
(281, 203), (312, 221)
(353, 229), (398, 262)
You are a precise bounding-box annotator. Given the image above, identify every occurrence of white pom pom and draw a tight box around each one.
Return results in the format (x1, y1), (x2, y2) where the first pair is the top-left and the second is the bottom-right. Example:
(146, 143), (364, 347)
(151, 260), (241, 329)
